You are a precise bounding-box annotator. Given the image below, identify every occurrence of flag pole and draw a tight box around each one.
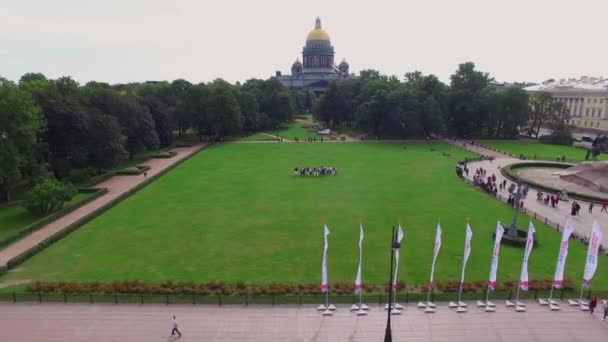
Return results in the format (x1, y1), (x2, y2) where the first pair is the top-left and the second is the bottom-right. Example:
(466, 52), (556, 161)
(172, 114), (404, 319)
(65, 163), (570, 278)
(384, 225), (396, 342)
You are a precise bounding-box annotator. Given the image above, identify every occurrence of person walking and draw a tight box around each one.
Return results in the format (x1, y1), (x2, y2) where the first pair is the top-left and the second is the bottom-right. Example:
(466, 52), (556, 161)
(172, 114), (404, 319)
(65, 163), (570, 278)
(171, 316), (182, 338)
(589, 296), (598, 315)
(144, 171), (148, 178)
(603, 300), (608, 320)
(589, 202), (594, 213)
(602, 201), (608, 213)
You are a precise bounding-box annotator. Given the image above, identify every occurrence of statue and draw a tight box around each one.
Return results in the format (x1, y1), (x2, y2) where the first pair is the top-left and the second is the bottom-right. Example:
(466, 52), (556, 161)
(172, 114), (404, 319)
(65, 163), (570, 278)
(585, 136), (608, 161)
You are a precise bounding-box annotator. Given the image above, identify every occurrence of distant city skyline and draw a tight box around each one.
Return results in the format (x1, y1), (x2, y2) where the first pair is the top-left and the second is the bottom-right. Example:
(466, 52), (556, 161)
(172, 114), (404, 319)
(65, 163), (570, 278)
(1, 0), (606, 85)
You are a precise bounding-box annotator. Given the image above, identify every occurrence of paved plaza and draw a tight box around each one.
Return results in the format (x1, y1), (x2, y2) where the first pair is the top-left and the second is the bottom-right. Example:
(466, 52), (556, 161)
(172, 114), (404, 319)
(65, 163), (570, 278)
(0, 301), (606, 341)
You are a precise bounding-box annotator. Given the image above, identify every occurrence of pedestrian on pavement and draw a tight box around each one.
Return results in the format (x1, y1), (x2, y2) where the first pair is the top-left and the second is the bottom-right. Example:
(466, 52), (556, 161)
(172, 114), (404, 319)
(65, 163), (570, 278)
(603, 301), (608, 320)
(589, 296), (598, 314)
(602, 201), (608, 213)
(171, 316), (182, 338)
(589, 202), (594, 213)
(144, 171), (148, 178)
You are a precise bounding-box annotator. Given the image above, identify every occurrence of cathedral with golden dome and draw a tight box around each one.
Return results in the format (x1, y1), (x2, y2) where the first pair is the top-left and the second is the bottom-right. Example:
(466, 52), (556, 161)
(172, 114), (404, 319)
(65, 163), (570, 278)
(275, 17), (353, 93)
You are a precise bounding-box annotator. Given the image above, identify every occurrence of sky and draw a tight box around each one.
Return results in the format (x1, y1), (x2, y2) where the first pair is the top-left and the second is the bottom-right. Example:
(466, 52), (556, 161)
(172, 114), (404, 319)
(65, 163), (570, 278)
(1, 0), (607, 85)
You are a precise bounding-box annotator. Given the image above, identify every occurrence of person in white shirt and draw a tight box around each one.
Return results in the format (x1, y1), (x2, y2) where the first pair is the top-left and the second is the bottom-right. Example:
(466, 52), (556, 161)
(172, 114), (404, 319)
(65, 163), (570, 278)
(171, 316), (182, 338)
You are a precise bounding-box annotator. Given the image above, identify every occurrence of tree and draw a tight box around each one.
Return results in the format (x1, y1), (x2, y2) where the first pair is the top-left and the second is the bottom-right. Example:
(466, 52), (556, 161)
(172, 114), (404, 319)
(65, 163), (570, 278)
(448, 62), (493, 136)
(23, 177), (76, 214)
(88, 88), (159, 157)
(239, 91), (260, 133)
(205, 80), (242, 137)
(486, 88), (529, 138)
(86, 111), (128, 170)
(527, 91), (555, 138)
(140, 95), (173, 147)
(0, 78), (45, 202)
(315, 82), (351, 128)
(33, 78), (90, 177)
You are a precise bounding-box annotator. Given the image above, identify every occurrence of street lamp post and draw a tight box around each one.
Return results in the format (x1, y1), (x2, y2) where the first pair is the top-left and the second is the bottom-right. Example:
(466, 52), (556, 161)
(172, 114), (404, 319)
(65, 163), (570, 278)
(384, 226), (400, 342)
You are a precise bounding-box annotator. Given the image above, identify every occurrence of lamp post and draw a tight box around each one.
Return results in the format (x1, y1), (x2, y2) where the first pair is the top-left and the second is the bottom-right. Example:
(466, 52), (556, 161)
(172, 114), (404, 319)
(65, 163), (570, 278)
(384, 226), (400, 342)
(507, 183), (529, 237)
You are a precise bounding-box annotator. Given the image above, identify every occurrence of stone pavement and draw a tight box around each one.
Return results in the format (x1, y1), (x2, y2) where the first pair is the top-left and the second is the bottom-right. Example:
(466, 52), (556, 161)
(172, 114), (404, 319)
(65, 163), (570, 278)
(0, 144), (205, 268)
(0, 301), (606, 341)
(449, 140), (608, 239)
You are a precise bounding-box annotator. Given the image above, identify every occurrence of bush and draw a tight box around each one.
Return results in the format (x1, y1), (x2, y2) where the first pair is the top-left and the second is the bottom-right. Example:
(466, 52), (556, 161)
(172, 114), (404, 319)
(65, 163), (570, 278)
(539, 128), (573, 146)
(67, 167), (100, 184)
(115, 166), (150, 175)
(22, 178), (77, 215)
(150, 151), (177, 159)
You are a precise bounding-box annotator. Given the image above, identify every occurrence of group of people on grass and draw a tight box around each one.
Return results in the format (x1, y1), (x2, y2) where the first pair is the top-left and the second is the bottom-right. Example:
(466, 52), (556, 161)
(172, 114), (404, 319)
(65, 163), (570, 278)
(293, 166), (337, 176)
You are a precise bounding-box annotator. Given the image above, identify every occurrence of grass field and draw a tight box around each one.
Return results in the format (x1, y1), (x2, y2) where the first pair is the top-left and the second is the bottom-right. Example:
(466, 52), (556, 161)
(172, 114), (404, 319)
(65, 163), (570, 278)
(0, 193), (92, 243)
(479, 140), (607, 162)
(1, 142), (606, 290)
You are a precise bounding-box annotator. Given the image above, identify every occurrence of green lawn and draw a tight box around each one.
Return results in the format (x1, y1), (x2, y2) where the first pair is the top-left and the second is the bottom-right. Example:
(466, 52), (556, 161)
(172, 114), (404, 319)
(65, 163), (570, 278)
(1, 142), (606, 290)
(479, 140), (606, 162)
(0, 193), (92, 243)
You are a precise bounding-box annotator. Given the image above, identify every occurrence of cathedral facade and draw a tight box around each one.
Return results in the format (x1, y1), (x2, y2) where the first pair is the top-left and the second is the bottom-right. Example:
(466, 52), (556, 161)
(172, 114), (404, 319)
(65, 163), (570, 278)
(275, 18), (352, 93)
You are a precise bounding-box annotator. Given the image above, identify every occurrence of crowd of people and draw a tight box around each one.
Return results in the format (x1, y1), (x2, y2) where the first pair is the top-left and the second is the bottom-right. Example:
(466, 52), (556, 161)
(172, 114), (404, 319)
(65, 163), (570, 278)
(293, 166), (337, 176)
(535, 191), (566, 208)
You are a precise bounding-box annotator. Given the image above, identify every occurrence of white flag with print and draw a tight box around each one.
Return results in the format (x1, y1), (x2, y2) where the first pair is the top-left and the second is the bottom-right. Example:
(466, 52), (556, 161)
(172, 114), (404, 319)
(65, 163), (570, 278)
(354, 225), (364, 293)
(583, 221), (602, 288)
(391, 225), (405, 290)
(488, 222), (505, 291)
(553, 221), (574, 289)
(428, 223), (442, 288)
(321, 225), (330, 293)
(519, 222), (535, 291)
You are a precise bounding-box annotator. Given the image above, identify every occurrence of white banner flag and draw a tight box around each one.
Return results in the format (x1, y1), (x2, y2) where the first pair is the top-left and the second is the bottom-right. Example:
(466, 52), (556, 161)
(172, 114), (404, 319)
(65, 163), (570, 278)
(428, 223), (442, 288)
(459, 223), (473, 287)
(488, 222), (505, 291)
(553, 220), (574, 289)
(519, 222), (536, 291)
(354, 225), (364, 293)
(321, 224), (330, 293)
(583, 221), (602, 288)
(391, 225), (405, 290)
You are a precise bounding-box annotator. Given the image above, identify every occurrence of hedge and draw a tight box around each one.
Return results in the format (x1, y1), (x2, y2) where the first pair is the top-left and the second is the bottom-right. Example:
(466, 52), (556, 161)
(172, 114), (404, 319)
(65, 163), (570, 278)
(115, 165), (151, 175)
(77, 172), (115, 188)
(5, 145), (207, 270)
(22, 279), (572, 296)
(150, 151), (177, 159)
(0, 188), (109, 250)
(500, 162), (608, 203)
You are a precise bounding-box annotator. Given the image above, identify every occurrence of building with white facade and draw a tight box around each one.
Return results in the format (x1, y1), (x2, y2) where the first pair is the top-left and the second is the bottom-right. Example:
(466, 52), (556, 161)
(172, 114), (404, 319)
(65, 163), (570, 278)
(525, 77), (608, 132)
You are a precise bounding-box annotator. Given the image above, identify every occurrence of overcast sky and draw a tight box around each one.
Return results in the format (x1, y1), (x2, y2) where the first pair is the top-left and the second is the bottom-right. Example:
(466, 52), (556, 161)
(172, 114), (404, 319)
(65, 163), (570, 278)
(1, 0), (606, 85)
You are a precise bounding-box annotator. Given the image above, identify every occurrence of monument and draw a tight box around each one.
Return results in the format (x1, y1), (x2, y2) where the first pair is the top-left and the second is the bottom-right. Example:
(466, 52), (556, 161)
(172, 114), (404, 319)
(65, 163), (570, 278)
(275, 17), (354, 93)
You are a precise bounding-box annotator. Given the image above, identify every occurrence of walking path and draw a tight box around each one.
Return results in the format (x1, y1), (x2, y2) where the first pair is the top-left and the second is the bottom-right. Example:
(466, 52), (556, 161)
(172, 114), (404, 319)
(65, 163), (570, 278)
(0, 302), (606, 342)
(447, 139), (608, 238)
(0, 144), (205, 268)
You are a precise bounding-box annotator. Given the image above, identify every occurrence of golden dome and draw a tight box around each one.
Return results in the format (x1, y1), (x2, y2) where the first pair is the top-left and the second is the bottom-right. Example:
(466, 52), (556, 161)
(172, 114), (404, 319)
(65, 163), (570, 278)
(306, 17), (330, 42)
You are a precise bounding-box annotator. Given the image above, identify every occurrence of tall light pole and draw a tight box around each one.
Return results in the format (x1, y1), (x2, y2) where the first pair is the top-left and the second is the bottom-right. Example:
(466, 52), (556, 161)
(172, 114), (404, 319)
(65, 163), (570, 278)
(384, 226), (400, 342)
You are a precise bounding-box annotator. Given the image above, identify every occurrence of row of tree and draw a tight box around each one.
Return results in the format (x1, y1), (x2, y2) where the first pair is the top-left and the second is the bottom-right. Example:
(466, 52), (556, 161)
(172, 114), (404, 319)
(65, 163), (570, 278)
(313, 62), (571, 140)
(0, 75), (296, 201)
(0, 62), (572, 203)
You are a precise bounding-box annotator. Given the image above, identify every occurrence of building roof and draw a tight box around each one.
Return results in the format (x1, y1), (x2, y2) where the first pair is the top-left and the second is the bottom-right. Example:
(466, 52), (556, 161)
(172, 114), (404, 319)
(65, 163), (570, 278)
(306, 17), (330, 42)
(525, 77), (608, 92)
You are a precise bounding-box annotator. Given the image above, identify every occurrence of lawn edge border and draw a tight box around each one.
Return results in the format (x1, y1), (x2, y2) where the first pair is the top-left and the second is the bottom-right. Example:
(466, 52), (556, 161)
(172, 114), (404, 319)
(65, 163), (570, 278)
(3, 144), (208, 272)
(0, 188), (109, 251)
